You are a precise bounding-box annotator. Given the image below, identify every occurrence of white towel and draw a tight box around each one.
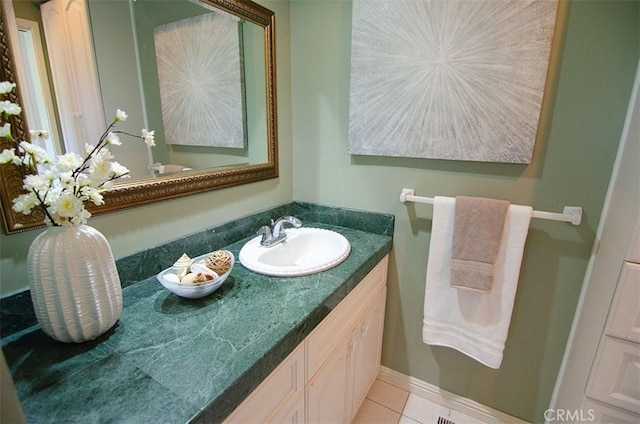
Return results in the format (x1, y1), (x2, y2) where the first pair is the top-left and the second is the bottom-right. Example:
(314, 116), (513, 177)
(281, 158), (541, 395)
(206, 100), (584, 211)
(422, 196), (532, 369)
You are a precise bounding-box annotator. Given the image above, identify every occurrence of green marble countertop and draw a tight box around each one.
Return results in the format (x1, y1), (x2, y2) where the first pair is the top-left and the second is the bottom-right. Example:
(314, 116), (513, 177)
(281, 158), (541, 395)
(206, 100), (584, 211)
(2, 207), (393, 423)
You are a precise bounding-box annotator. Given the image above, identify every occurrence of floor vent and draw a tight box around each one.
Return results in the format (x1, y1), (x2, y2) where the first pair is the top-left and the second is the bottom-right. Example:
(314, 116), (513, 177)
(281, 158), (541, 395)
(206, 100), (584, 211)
(436, 417), (457, 424)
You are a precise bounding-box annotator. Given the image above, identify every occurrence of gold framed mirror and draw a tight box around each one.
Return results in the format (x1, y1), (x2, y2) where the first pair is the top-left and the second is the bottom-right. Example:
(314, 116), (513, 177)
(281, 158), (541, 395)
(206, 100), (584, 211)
(0, 0), (278, 234)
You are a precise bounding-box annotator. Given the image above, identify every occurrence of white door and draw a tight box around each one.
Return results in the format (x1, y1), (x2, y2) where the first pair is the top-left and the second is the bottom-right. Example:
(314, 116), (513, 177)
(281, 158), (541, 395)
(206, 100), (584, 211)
(550, 60), (640, 419)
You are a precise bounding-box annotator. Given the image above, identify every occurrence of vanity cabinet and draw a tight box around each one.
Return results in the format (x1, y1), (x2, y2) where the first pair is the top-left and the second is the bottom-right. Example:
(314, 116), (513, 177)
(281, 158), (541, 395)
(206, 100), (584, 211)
(224, 255), (388, 424)
(306, 288), (386, 423)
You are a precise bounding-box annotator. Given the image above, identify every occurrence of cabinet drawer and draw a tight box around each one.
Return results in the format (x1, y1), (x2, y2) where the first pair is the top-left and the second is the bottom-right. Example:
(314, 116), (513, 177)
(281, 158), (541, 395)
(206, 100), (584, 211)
(608, 262), (640, 342)
(306, 255), (388, 379)
(224, 343), (305, 423)
(587, 337), (640, 414)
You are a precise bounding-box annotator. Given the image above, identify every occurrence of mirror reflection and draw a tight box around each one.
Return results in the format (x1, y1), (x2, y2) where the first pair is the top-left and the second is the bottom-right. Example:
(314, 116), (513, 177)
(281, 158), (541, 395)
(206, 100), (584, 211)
(0, 0), (278, 234)
(11, 0), (268, 181)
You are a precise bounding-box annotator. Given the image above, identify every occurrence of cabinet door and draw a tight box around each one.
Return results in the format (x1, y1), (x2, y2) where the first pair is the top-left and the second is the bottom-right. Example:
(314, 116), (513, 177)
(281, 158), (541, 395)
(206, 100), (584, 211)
(608, 262), (640, 343)
(306, 331), (354, 424)
(583, 400), (639, 424)
(224, 344), (305, 423)
(351, 288), (387, 420)
(271, 393), (305, 424)
(307, 257), (388, 378)
(587, 337), (640, 414)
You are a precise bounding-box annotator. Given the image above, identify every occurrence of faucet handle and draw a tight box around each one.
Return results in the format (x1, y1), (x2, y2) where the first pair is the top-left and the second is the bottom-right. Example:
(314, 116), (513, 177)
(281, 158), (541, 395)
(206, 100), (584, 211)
(278, 215), (302, 227)
(257, 225), (272, 244)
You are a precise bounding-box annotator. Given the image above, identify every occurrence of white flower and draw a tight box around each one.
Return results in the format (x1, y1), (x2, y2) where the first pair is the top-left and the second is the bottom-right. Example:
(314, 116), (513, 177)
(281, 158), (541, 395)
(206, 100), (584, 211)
(23, 174), (49, 192)
(110, 162), (130, 178)
(80, 186), (104, 206)
(19, 141), (51, 164)
(88, 149), (115, 182)
(141, 129), (155, 147)
(74, 172), (91, 189)
(115, 109), (128, 122)
(43, 186), (62, 205)
(0, 100), (21, 116)
(0, 81), (16, 94)
(29, 129), (49, 141)
(41, 168), (58, 182)
(52, 192), (84, 219)
(12, 192), (38, 215)
(0, 148), (16, 164)
(55, 153), (83, 172)
(105, 132), (121, 145)
(74, 209), (92, 226)
(89, 155), (113, 182)
(95, 148), (113, 161)
(57, 171), (75, 188)
(0, 123), (11, 137)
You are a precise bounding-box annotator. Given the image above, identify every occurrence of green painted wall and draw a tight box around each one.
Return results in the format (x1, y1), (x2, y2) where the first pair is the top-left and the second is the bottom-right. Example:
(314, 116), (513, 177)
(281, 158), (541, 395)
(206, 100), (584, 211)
(0, 0), (293, 295)
(290, 0), (639, 421)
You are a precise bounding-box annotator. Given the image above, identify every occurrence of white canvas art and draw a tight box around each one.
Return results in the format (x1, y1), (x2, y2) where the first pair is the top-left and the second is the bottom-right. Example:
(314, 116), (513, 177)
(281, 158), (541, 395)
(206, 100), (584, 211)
(348, 0), (558, 163)
(155, 13), (246, 148)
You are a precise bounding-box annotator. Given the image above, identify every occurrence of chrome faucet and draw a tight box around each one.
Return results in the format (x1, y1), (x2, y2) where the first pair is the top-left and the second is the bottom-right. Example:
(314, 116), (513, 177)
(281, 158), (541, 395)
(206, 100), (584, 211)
(257, 216), (302, 247)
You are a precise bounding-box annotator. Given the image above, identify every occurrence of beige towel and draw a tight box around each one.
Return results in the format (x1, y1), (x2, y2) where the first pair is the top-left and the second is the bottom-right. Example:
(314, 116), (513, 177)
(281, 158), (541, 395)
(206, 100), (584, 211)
(451, 196), (510, 291)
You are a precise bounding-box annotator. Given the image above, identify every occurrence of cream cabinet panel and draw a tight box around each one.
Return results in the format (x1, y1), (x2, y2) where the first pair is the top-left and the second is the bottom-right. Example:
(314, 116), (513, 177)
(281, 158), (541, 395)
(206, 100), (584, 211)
(583, 400), (639, 424)
(351, 288), (387, 419)
(272, 393), (305, 424)
(608, 263), (640, 343)
(306, 257), (388, 378)
(306, 269), (387, 423)
(306, 330), (353, 424)
(224, 343), (305, 424)
(587, 337), (640, 414)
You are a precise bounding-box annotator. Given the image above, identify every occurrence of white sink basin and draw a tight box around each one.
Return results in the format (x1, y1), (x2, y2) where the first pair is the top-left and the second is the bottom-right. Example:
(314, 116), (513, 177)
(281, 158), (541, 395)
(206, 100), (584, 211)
(239, 227), (351, 277)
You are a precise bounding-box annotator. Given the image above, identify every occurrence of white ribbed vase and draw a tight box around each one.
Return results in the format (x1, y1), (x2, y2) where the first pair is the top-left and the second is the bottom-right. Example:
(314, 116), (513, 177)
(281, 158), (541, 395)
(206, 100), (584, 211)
(27, 224), (123, 343)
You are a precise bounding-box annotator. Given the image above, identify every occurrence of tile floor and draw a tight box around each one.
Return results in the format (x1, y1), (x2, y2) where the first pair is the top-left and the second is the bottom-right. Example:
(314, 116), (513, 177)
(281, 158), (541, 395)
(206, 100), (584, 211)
(353, 379), (487, 424)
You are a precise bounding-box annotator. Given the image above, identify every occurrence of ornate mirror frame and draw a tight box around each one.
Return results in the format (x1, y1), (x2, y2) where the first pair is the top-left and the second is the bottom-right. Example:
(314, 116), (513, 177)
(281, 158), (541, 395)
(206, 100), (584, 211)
(0, 0), (278, 234)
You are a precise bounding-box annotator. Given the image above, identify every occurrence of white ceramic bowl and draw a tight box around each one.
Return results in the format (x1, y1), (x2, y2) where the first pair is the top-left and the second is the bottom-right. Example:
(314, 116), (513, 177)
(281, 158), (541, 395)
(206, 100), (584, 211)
(157, 250), (234, 299)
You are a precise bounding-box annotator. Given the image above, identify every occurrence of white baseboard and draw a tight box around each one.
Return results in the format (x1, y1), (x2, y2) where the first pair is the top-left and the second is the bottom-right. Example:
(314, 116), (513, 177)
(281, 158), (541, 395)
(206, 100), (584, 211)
(377, 366), (530, 424)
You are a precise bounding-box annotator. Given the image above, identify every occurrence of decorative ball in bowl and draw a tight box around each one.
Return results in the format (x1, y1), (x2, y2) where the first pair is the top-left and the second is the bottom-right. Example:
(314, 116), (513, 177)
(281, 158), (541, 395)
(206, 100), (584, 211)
(157, 250), (234, 299)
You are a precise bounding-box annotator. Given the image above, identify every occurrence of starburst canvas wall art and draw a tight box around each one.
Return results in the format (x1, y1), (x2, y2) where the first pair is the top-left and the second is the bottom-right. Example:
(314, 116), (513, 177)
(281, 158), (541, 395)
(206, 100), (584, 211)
(155, 13), (246, 148)
(348, 0), (559, 163)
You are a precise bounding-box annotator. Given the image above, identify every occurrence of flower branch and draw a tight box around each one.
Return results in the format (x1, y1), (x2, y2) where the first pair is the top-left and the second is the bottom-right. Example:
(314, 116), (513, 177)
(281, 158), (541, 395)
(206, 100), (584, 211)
(0, 82), (154, 227)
